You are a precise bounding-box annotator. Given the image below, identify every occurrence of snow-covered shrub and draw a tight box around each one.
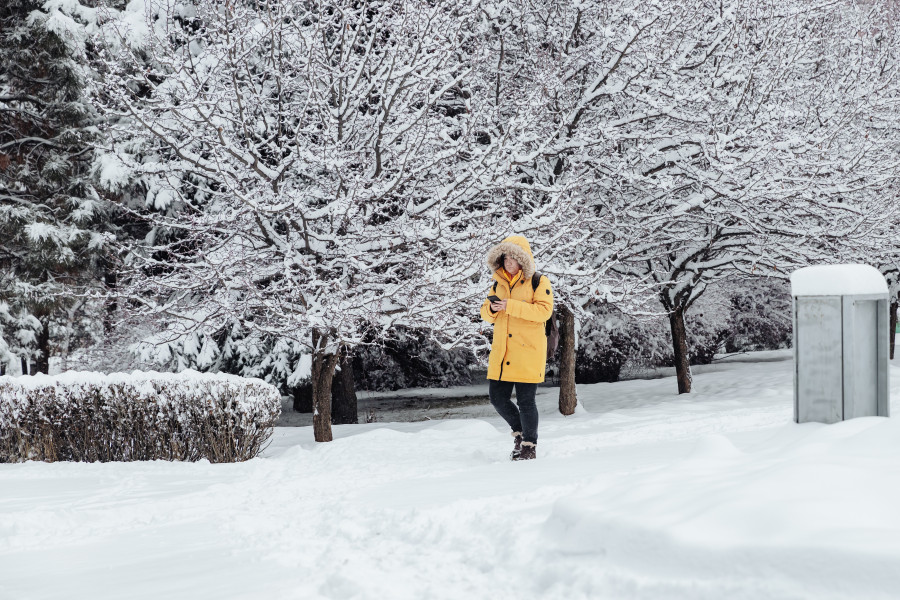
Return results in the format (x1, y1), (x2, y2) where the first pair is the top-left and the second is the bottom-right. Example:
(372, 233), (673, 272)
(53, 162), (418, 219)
(723, 278), (792, 352)
(647, 289), (759, 368)
(353, 328), (475, 391)
(575, 304), (649, 384)
(131, 322), (312, 398)
(684, 321), (730, 365)
(0, 371), (280, 463)
(680, 293), (733, 365)
(576, 291), (737, 382)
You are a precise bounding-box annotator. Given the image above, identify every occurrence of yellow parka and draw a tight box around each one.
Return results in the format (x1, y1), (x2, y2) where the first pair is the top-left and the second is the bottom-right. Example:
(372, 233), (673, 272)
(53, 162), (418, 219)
(480, 235), (554, 383)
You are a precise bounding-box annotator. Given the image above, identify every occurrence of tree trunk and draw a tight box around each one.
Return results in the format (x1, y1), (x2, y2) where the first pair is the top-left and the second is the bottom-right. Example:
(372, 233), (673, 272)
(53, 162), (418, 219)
(104, 271), (118, 334)
(891, 300), (897, 360)
(34, 320), (50, 375)
(669, 306), (692, 394)
(21, 356), (28, 376)
(558, 303), (577, 415)
(331, 345), (358, 425)
(311, 330), (340, 442)
(292, 383), (313, 412)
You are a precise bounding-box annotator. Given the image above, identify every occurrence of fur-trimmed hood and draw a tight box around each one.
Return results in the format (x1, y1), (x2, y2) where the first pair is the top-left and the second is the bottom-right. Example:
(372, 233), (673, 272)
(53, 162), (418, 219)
(486, 235), (536, 280)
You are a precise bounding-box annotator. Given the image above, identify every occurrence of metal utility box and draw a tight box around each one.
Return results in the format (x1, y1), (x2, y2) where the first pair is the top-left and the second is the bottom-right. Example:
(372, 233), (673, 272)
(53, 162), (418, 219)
(791, 264), (890, 424)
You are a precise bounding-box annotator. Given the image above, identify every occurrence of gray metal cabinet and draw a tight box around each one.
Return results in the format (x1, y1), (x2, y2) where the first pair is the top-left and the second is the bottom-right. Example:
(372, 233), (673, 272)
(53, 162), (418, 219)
(792, 266), (890, 424)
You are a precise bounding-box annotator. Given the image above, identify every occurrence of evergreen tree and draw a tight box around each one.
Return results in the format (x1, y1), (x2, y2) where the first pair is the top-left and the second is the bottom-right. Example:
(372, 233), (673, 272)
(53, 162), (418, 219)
(0, 0), (110, 374)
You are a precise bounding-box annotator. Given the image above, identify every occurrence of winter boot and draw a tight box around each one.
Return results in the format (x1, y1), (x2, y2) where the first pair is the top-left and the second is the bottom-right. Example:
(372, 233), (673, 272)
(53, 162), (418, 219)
(510, 431), (523, 460)
(513, 441), (536, 461)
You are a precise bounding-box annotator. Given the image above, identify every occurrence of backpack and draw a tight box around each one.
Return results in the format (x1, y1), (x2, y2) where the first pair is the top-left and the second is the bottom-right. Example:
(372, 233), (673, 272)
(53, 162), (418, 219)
(531, 273), (560, 359)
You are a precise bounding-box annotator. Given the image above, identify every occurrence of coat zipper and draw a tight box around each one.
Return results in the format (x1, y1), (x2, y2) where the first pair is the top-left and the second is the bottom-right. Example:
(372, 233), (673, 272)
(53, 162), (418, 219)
(498, 277), (520, 382)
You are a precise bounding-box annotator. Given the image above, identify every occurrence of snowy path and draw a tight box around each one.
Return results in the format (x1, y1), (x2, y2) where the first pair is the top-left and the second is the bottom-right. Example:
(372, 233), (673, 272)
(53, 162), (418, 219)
(3, 354), (900, 599)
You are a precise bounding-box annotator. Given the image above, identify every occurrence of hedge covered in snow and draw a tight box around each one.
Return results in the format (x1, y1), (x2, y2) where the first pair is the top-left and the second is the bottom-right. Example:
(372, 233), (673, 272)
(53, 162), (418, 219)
(0, 371), (281, 463)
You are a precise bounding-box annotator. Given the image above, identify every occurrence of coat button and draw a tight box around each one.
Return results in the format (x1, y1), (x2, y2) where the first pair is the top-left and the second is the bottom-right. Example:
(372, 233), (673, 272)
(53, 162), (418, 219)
(506, 361), (510, 365)
(508, 333), (512, 337)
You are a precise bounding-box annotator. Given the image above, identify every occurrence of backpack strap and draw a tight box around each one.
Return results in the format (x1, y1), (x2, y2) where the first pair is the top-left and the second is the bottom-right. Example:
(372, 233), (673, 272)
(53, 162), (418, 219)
(531, 272), (542, 291)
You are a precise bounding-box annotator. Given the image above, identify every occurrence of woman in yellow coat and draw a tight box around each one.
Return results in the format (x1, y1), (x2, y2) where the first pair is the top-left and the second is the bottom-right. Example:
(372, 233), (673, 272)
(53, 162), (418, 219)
(480, 235), (553, 460)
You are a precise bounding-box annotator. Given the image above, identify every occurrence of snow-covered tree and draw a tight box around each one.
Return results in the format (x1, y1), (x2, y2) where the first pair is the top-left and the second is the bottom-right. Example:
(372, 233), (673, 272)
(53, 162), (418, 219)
(631, 2), (896, 392)
(0, 0), (112, 374)
(470, 0), (899, 396)
(45, 0), (896, 412)
(572, 0), (897, 393)
(93, 0), (511, 440)
(468, 0), (702, 410)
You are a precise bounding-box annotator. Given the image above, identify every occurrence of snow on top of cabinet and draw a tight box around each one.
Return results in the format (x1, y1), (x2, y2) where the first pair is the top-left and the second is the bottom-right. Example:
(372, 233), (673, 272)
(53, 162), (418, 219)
(790, 264), (888, 297)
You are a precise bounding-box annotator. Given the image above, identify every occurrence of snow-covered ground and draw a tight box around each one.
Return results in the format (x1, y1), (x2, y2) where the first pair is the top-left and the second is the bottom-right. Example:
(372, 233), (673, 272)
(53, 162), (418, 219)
(4, 350), (900, 599)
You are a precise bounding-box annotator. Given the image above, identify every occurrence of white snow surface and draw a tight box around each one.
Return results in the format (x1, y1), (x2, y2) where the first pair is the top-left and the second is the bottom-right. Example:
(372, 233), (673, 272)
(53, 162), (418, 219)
(4, 352), (900, 599)
(791, 264), (888, 296)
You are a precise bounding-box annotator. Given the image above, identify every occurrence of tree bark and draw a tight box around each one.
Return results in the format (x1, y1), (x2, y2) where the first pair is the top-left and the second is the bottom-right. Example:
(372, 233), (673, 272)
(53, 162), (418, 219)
(331, 345), (358, 425)
(34, 319), (50, 375)
(558, 303), (577, 415)
(104, 271), (118, 334)
(669, 306), (692, 394)
(891, 299), (898, 360)
(311, 329), (340, 442)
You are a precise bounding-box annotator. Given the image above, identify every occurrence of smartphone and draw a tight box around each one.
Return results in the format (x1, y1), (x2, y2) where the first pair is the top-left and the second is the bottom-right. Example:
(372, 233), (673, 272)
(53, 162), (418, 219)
(487, 295), (501, 303)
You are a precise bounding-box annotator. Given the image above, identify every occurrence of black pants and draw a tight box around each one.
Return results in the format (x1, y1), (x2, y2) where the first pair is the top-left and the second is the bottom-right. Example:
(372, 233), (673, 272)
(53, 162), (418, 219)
(489, 380), (538, 444)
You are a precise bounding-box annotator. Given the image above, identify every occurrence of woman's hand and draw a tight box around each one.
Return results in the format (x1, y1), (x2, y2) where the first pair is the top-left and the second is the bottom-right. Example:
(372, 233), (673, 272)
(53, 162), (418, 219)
(490, 299), (508, 312)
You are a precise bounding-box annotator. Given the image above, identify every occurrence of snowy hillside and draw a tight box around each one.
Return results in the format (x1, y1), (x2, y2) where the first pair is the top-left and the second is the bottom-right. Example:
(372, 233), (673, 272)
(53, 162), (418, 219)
(3, 352), (900, 599)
